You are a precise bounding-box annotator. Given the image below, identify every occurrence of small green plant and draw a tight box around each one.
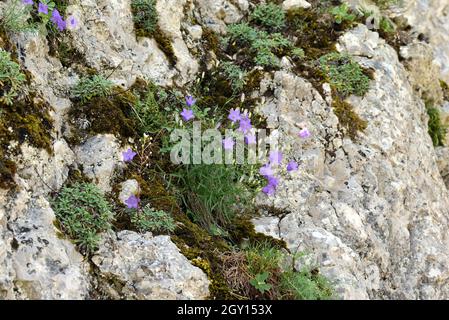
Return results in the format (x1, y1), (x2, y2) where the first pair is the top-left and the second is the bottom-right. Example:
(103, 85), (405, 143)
(220, 61), (247, 93)
(131, 205), (176, 233)
(226, 23), (297, 68)
(379, 16), (395, 33)
(0, 49), (27, 105)
(319, 52), (371, 97)
(250, 3), (286, 31)
(52, 183), (114, 253)
(280, 269), (334, 300)
(131, 0), (158, 36)
(131, 83), (166, 134)
(427, 104), (447, 147)
(250, 272), (272, 293)
(174, 164), (250, 232)
(72, 75), (114, 103)
(226, 23), (259, 45)
(291, 47), (305, 59)
(330, 3), (356, 24)
(244, 243), (335, 300)
(0, 0), (37, 33)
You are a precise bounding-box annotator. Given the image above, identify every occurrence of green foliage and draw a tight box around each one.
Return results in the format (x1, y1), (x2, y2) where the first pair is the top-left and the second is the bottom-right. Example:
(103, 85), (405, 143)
(52, 183), (114, 253)
(319, 52), (370, 97)
(291, 47), (305, 59)
(173, 164), (250, 232)
(131, 205), (176, 233)
(226, 23), (296, 68)
(131, 0), (158, 36)
(379, 17), (395, 33)
(250, 3), (286, 31)
(0, 49), (27, 105)
(427, 104), (447, 147)
(280, 270), (334, 300)
(0, 0), (37, 33)
(244, 243), (334, 300)
(226, 23), (259, 45)
(72, 75), (114, 103)
(131, 83), (167, 134)
(220, 62), (246, 93)
(330, 3), (356, 24)
(249, 272), (272, 294)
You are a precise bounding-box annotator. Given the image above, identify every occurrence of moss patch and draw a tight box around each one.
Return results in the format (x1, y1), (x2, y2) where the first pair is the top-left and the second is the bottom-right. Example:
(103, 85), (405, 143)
(153, 27), (178, 66)
(332, 97), (368, 140)
(67, 87), (138, 145)
(0, 94), (53, 154)
(440, 80), (449, 101)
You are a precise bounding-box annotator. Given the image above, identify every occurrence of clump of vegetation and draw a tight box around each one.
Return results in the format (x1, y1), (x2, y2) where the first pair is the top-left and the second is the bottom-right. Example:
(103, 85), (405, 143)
(221, 243), (334, 300)
(174, 164), (250, 233)
(250, 2), (286, 31)
(379, 16), (396, 33)
(130, 81), (168, 135)
(440, 80), (449, 101)
(0, 49), (27, 105)
(220, 61), (247, 93)
(0, 0), (36, 33)
(130, 205), (176, 233)
(131, 0), (158, 37)
(426, 103), (447, 147)
(52, 183), (114, 253)
(330, 3), (356, 25)
(72, 75), (114, 103)
(225, 23), (296, 68)
(319, 52), (371, 97)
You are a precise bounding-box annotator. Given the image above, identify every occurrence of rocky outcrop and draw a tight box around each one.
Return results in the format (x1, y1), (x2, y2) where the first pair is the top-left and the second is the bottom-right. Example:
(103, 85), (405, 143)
(91, 231), (210, 300)
(2, 0), (449, 300)
(254, 25), (449, 299)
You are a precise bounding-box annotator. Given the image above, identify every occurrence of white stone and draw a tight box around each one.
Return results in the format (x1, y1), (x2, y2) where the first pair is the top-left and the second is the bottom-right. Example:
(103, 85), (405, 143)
(282, 0), (311, 11)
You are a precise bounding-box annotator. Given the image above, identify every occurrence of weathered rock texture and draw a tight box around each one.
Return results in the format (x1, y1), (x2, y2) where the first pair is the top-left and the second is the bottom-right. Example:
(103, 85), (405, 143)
(254, 25), (449, 299)
(92, 231), (210, 300)
(1, 0), (449, 300)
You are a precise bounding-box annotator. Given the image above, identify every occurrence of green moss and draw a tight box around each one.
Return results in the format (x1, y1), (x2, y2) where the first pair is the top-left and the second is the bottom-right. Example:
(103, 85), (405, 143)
(332, 97), (368, 140)
(440, 80), (449, 101)
(0, 156), (17, 190)
(0, 94), (53, 154)
(202, 27), (220, 53)
(153, 27), (177, 66)
(286, 7), (338, 59)
(426, 102), (447, 147)
(67, 87), (138, 144)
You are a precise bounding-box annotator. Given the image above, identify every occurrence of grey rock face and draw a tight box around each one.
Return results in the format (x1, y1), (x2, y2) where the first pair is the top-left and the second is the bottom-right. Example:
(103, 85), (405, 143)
(0, 192), (91, 299)
(74, 134), (122, 193)
(92, 231), (210, 300)
(2, 0), (449, 301)
(254, 25), (449, 299)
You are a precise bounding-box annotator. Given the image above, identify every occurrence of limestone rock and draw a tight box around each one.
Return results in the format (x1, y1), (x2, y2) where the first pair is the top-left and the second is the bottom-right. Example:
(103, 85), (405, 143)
(282, 0), (311, 11)
(74, 134), (122, 193)
(92, 231), (210, 300)
(0, 194), (90, 299)
(254, 25), (449, 299)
